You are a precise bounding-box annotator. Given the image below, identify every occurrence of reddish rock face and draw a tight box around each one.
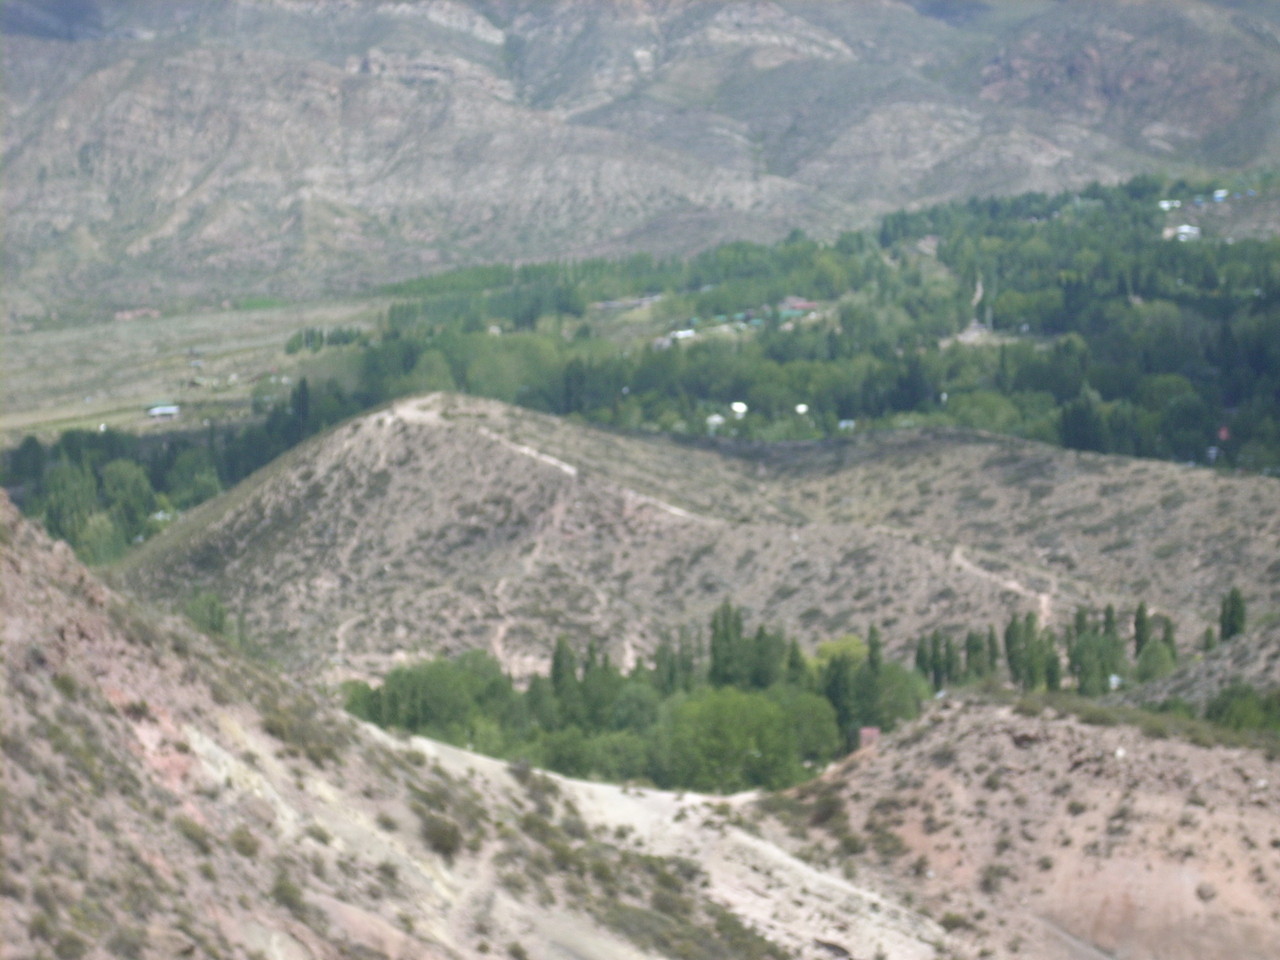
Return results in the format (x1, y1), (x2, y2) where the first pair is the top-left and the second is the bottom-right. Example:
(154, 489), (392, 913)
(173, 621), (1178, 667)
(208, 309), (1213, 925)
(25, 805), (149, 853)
(977, 9), (1279, 156)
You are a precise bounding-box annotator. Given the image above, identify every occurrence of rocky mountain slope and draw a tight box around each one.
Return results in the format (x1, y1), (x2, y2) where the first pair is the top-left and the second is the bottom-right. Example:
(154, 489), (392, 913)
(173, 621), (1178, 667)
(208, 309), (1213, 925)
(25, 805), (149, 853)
(5, 0), (1280, 318)
(763, 694), (1280, 960)
(117, 392), (1280, 687)
(6, 489), (1279, 960)
(2, 490), (947, 960)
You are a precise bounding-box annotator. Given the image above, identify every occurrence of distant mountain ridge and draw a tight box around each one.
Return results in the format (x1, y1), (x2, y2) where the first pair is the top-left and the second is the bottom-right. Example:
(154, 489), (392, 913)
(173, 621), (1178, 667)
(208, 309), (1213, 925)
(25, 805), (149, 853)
(4, 0), (1280, 318)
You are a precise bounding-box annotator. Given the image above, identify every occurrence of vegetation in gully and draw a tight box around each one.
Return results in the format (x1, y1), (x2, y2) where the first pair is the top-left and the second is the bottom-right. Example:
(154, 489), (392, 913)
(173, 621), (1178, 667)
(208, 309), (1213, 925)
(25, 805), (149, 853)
(341, 594), (1278, 795)
(343, 603), (926, 793)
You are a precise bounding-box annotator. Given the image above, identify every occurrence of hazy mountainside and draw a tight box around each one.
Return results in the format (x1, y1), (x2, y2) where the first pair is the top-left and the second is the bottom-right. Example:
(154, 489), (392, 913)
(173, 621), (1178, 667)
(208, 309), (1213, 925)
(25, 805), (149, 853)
(5, 490), (1279, 960)
(6, 0), (1280, 318)
(117, 392), (1280, 687)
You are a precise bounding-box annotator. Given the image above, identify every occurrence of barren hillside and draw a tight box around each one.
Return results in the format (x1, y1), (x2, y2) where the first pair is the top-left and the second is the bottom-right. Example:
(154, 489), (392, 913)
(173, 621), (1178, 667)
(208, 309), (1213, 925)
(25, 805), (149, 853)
(7, 489), (1280, 960)
(118, 393), (1280, 686)
(2, 490), (950, 960)
(755, 695), (1280, 960)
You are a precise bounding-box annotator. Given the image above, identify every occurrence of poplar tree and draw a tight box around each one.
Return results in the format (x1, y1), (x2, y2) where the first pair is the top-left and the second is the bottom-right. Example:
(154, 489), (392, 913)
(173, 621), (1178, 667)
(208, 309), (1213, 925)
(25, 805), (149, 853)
(1133, 601), (1150, 658)
(1220, 588), (1246, 641)
(1161, 619), (1177, 661)
(709, 601), (746, 687)
(785, 639), (811, 689)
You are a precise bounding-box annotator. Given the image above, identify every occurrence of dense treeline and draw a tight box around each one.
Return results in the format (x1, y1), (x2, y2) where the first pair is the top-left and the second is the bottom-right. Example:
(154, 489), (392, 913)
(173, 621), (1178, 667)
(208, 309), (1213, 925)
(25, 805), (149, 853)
(343, 590), (1277, 791)
(914, 591), (1254, 696)
(3, 376), (361, 562)
(344, 602), (928, 793)
(365, 174), (1280, 467)
(881, 176), (1280, 468)
(910, 590), (1280, 742)
(2, 428), (219, 564)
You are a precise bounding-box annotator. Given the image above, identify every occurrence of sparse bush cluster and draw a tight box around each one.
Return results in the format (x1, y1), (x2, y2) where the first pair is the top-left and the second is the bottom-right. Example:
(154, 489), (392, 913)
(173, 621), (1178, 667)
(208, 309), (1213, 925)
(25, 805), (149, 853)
(271, 868), (307, 918)
(260, 692), (348, 767)
(229, 825), (260, 858)
(173, 815), (212, 855)
(418, 812), (463, 861)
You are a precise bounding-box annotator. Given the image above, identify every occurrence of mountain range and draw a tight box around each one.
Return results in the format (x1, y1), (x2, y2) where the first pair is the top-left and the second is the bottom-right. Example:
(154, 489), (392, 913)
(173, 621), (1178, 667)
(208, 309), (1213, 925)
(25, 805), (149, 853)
(6, 0), (1280, 319)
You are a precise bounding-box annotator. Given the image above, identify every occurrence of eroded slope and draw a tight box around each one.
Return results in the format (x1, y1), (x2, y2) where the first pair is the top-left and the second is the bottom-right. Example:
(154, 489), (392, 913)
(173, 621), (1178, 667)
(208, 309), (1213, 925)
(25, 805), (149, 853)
(1, 490), (954, 960)
(119, 394), (1280, 686)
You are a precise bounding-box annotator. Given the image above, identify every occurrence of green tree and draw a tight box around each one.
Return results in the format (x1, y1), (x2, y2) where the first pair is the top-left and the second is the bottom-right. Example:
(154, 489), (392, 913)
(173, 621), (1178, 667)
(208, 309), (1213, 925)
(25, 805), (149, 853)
(164, 447), (222, 509)
(550, 638), (583, 727)
(77, 511), (127, 564)
(708, 601), (746, 687)
(580, 642), (622, 731)
(1022, 614), (1046, 691)
(609, 681), (661, 732)
(1004, 615), (1026, 687)
(747, 625), (786, 690)
(1059, 389), (1108, 452)
(867, 663), (928, 734)
(1205, 682), (1280, 732)
(589, 730), (649, 781)
(943, 636), (962, 686)
(1044, 646), (1062, 692)
(1219, 588), (1246, 641)
(1071, 631), (1109, 696)
(964, 630), (986, 679)
(40, 460), (99, 546)
(1160, 619), (1177, 662)
(652, 639), (679, 696)
(784, 639), (811, 689)
(1103, 604), (1118, 638)
(866, 626), (883, 673)
(6, 435), (45, 485)
(821, 653), (857, 746)
(525, 675), (560, 731)
(101, 458), (159, 542)
(1135, 635), (1175, 683)
(653, 687), (800, 792)
(766, 686), (841, 766)
(1133, 601), (1151, 658)
(540, 726), (592, 777)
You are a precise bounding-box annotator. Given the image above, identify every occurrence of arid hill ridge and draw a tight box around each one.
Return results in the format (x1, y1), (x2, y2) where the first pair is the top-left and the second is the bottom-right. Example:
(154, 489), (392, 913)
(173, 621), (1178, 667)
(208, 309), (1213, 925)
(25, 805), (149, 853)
(5, 488), (1280, 960)
(6, 0), (1280, 318)
(118, 392), (1280, 687)
(4, 484), (955, 960)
